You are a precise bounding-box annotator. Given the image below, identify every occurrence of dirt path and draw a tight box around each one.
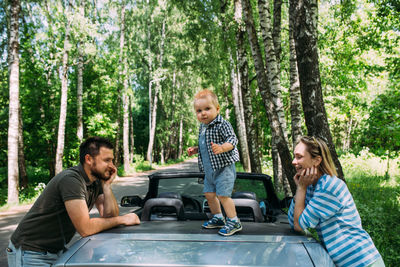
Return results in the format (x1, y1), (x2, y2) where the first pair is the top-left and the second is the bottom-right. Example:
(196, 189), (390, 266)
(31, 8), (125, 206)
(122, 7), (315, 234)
(0, 158), (198, 266)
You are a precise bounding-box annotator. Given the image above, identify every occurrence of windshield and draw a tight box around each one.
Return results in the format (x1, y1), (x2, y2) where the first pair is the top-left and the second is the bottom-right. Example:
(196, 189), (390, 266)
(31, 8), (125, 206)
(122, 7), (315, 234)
(157, 176), (267, 201)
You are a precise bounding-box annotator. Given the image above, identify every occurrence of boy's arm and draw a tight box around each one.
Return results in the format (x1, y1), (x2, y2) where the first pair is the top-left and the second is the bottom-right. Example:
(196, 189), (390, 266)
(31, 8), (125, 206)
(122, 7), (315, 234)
(220, 121), (238, 147)
(211, 142), (233, 155)
(187, 146), (198, 156)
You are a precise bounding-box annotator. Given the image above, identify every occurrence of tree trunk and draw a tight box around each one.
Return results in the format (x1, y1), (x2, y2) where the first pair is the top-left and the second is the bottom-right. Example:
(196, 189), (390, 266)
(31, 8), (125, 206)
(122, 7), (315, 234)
(258, 0), (292, 191)
(178, 117), (183, 158)
(291, 0), (344, 179)
(242, 0), (296, 194)
(76, 3), (84, 143)
(272, 0), (282, 71)
(8, 0), (21, 204)
(129, 95), (135, 162)
(235, 0), (262, 173)
(55, 1), (71, 175)
(119, 4), (130, 173)
(288, 0), (302, 147)
(18, 107), (28, 189)
(229, 48), (251, 172)
(147, 17), (166, 166)
(146, 1), (153, 164)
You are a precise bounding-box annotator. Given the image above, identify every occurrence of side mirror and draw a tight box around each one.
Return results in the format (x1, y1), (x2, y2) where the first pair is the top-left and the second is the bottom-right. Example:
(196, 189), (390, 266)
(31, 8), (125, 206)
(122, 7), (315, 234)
(198, 178), (204, 184)
(120, 195), (143, 207)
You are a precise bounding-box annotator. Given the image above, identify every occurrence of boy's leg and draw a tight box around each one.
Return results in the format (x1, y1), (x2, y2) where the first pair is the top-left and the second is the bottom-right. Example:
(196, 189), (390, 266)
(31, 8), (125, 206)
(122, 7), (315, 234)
(205, 192), (221, 214)
(217, 196), (236, 218)
(217, 196), (242, 236)
(202, 192), (226, 229)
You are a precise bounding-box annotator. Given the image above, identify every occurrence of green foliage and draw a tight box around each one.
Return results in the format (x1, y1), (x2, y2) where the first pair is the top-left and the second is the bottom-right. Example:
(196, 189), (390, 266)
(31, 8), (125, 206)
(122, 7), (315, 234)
(362, 88), (400, 157)
(0, 166), (49, 206)
(118, 154), (155, 177)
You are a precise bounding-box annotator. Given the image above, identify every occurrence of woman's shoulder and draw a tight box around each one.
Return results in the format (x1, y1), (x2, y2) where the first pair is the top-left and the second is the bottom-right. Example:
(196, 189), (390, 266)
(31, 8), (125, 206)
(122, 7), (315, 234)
(317, 174), (347, 194)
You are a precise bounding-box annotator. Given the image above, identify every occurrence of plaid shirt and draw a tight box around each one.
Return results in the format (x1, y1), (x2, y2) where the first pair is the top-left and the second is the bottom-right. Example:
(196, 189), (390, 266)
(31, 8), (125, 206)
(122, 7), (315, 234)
(197, 114), (240, 172)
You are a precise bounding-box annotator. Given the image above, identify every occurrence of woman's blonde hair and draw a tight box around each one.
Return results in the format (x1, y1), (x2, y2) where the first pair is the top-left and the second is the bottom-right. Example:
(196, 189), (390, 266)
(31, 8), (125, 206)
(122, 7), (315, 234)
(298, 136), (338, 177)
(194, 89), (220, 109)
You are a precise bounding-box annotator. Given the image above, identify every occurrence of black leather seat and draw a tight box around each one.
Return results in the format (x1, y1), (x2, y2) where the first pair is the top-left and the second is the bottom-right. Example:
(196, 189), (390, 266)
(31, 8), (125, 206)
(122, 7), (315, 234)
(141, 192), (185, 221)
(232, 191), (263, 222)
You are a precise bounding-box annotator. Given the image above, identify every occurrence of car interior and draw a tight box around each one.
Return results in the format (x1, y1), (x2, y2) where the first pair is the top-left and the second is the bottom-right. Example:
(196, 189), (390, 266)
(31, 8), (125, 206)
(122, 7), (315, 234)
(121, 172), (285, 224)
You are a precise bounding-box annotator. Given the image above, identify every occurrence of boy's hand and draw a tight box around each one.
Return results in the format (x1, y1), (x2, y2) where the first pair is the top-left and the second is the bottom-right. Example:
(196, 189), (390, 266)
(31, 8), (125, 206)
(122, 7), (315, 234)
(187, 146), (198, 156)
(211, 142), (224, 155)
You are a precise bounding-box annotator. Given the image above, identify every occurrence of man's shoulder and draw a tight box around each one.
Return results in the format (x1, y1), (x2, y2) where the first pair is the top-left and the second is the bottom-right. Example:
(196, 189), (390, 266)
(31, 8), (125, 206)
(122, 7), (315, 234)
(53, 166), (85, 185)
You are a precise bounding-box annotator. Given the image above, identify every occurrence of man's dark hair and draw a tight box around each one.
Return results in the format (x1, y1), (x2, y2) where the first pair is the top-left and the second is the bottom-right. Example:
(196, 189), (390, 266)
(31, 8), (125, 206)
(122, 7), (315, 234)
(79, 137), (114, 164)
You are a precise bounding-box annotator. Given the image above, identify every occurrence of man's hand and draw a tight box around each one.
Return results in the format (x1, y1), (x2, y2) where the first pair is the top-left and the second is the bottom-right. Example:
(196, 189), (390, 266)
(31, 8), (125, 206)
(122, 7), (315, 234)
(102, 164), (117, 187)
(120, 213), (141, 226)
(187, 146), (198, 156)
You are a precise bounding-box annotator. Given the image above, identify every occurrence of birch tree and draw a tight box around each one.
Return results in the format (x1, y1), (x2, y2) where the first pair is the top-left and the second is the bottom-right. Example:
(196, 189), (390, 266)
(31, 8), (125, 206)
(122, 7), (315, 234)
(76, 2), (85, 143)
(119, 3), (130, 173)
(147, 9), (166, 166)
(242, 0), (296, 193)
(289, 0), (302, 147)
(234, 0), (262, 173)
(55, 1), (71, 174)
(8, 0), (21, 204)
(290, 0), (344, 179)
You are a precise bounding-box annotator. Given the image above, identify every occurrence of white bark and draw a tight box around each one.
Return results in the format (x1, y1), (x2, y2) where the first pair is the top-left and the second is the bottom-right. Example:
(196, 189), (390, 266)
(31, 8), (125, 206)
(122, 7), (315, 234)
(8, 0), (21, 204)
(55, 2), (71, 174)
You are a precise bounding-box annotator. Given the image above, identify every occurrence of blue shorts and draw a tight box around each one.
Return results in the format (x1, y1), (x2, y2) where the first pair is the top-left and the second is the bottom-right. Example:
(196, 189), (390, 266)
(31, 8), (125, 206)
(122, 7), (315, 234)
(203, 163), (236, 197)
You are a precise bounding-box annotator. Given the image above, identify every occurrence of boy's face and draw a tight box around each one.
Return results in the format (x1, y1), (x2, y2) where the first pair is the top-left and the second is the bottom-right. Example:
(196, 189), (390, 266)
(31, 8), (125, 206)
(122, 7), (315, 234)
(194, 96), (220, 125)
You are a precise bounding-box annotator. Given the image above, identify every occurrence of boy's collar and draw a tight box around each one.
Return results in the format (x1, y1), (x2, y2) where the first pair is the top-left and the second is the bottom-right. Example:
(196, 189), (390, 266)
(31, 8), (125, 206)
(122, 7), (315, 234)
(204, 114), (222, 127)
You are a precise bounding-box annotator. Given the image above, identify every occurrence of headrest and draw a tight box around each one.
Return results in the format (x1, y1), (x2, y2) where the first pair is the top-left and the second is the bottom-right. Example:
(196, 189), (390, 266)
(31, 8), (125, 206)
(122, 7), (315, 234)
(232, 191), (257, 200)
(158, 191), (182, 200)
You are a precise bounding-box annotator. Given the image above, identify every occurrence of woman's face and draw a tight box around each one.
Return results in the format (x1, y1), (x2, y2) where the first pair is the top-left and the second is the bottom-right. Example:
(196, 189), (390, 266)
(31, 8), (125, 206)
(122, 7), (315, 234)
(292, 142), (320, 174)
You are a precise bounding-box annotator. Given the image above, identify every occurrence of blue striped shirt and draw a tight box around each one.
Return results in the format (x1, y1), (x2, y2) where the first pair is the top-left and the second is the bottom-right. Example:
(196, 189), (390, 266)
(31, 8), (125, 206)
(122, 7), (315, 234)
(197, 114), (239, 172)
(288, 174), (382, 267)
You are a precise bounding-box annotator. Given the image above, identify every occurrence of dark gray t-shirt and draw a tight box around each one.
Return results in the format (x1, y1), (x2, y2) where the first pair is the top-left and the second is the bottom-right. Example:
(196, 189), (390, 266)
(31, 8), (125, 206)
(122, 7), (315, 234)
(11, 164), (102, 253)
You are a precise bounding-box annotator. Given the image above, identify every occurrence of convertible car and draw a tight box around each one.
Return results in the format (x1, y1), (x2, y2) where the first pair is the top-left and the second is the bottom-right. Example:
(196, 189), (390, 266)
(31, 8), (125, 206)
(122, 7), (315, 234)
(54, 172), (335, 267)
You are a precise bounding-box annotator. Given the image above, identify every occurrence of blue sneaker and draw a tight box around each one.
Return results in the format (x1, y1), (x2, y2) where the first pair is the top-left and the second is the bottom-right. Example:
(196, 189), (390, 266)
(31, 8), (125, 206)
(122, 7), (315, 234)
(202, 215), (226, 229)
(218, 218), (242, 236)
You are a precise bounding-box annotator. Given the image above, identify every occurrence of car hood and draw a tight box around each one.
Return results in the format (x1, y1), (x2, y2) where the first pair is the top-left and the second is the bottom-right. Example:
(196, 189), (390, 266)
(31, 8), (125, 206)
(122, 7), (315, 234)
(54, 221), (334, 267)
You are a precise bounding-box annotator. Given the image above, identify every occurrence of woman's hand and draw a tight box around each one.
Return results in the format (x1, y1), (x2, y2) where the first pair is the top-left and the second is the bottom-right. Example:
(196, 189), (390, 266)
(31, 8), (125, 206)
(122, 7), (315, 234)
(295, 166), (319, 189)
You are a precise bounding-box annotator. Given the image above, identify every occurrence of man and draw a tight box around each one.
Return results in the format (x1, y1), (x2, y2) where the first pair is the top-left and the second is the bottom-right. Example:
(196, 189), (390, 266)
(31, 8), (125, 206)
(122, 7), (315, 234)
(7, 137), (140, 266)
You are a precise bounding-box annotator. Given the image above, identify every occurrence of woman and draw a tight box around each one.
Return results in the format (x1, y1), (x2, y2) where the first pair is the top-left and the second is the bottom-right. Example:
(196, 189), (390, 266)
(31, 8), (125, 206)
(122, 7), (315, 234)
(288, 136), (384, 267)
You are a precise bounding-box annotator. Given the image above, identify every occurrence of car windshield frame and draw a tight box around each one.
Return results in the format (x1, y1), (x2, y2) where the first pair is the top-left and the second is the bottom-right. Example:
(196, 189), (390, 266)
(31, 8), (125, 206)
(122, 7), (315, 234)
(141, 172), (281, 209)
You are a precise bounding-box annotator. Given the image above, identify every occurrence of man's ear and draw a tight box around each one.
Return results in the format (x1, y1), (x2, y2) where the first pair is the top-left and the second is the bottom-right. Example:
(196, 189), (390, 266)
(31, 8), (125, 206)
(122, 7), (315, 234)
(84, 154), (93, 165)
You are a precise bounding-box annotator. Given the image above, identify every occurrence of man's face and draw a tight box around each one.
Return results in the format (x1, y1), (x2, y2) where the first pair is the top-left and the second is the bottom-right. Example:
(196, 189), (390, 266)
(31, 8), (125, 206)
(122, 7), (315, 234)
(89, 147), (115, 181)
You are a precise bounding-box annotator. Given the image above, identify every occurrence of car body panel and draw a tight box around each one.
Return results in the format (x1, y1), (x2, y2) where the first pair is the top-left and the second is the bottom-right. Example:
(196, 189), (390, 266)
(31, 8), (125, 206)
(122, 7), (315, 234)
(54, 172), (335, 267)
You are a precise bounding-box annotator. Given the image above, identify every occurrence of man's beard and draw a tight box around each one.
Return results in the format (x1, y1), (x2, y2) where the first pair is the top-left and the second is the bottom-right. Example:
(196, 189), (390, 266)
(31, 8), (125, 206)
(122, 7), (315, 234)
(91, 162), (111, 181)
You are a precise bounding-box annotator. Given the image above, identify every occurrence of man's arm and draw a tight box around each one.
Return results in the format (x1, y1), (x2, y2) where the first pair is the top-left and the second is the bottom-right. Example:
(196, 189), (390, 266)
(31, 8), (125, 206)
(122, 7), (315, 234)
(65, 199), (140, 237)
(96, 184), (119, 218)
(96, 165), (119, 218)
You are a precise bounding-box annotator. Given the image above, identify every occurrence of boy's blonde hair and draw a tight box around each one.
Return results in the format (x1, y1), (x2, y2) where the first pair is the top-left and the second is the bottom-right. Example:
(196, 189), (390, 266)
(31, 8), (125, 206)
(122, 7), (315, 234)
(194, 89), (220, 109)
